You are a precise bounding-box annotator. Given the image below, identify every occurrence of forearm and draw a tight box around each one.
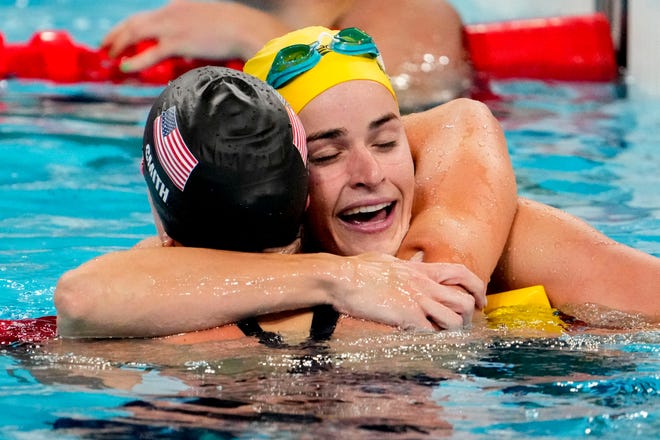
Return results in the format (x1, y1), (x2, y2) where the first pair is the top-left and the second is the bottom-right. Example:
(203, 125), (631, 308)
(55, 248), (340, 338)
(55, 247), (485, 338)
(398, 99), (517, 283)
(494, 198), (660, 319)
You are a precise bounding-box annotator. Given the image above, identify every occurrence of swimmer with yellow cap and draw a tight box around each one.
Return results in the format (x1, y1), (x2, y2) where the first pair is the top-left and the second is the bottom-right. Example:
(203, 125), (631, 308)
(245, 26), (563, 334)
(244, 26), (396, 113)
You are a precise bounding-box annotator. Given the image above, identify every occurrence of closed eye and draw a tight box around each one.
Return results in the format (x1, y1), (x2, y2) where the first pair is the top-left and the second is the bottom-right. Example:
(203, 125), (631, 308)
(309, 152), (340, 165)
(375, 141), (397, 149)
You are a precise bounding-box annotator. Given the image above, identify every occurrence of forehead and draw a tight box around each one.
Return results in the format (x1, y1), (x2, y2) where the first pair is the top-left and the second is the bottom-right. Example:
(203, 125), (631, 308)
(298, 80), (400, 132)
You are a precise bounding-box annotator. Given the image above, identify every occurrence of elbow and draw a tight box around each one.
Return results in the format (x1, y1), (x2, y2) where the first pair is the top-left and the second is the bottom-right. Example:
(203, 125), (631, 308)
(54, 268), (98, 337)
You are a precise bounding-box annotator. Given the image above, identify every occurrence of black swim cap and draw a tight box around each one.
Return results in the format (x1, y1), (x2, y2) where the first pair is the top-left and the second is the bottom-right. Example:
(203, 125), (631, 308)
(142, 66), (308, 251)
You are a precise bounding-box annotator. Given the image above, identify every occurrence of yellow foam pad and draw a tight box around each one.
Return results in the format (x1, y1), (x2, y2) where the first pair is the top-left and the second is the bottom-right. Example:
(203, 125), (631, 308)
(484, 285), (565, 334)
(484, 285), (550, 314)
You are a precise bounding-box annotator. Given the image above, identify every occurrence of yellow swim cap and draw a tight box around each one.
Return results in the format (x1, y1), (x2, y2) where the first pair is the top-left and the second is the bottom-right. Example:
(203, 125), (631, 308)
(244, 26), (396, 113)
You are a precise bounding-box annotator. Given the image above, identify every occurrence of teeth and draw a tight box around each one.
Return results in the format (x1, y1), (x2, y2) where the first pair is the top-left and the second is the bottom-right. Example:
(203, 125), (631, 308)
(342, 202), (390, 216)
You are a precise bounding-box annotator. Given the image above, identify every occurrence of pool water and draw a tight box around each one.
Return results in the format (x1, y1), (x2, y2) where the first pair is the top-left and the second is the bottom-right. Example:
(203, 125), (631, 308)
(2, 1), (660, 438)
(1, 77), (658, 440)
(490, 81), (660, 257)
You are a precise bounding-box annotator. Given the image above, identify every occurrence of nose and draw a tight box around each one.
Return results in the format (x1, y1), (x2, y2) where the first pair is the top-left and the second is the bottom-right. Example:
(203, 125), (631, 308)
(347, 145), (385, 188)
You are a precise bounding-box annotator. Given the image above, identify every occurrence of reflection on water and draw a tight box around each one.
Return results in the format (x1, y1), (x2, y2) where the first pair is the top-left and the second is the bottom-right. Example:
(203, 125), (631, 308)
(3, 326), (658, 439)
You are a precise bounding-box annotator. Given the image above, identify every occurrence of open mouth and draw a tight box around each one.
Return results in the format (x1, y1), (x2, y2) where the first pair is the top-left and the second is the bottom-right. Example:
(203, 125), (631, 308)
(339, 202), (395, 224)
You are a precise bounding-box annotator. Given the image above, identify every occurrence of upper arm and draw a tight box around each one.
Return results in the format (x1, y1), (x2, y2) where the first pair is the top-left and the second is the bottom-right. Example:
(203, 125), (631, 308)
(397, 99), (517, 282)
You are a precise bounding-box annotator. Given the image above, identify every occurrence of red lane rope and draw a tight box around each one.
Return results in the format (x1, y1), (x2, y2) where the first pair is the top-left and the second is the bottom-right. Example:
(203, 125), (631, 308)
(1, 13), (616, 85)
(0, 315), (57, 346)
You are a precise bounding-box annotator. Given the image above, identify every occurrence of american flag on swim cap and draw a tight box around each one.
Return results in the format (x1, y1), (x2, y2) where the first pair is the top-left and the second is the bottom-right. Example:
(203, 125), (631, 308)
(285, 104), (307, 165)
(153, 106), (198, 191)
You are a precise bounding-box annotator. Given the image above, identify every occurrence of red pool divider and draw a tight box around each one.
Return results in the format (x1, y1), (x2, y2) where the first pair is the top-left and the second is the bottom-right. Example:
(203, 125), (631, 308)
(0, 13), (617, 84)
(464, 12), (618, 81)
(0, 30), (244, 84)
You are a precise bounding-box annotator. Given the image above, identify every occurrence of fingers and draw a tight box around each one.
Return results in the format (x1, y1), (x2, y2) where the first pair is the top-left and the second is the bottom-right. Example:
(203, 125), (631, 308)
(398, 313), (437, 331)
(386, 271), (476, 330)
(417, 295), (469, 329)
(102, 11), (161, 58)
(118, 46), (168, 73)
(423, 285), (476, 327)
(415, 262), (487, 309)
(403, 261), (484, 328)
(103, 20), (140, 57)
(344, 253), (484, 331)
(396, 287), (473, 330)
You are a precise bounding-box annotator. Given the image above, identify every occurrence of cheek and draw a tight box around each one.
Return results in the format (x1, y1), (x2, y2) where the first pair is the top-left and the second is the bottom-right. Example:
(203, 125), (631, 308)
(308, 169), (335, 207)
(306, 175), (334, 224)
(403, 160), (416, 194)
(304, 183), (334, 249)
(391, 150), (415, 193)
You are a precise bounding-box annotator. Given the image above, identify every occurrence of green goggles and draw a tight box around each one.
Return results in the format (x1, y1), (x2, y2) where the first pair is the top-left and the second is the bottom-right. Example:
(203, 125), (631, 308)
(265, 27), (380, 89)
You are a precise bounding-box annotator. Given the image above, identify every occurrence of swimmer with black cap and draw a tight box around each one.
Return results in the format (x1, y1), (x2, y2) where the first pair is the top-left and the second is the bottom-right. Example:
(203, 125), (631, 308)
(142, 66), (350, 345)
(5, 66), (316, 346)
(142, 65), (308, 254)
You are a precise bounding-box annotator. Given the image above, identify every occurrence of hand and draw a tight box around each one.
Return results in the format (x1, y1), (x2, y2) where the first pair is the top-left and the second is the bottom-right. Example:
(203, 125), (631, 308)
(330, 253), (486, 330)
(102, 0), (288, 72)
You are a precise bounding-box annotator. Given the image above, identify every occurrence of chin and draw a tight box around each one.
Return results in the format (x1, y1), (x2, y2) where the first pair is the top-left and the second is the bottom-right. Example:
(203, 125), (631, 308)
(342, 241), (399, 257)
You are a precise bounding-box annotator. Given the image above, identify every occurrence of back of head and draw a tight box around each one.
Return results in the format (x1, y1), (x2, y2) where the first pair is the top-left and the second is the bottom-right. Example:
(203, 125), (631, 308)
(244, 26), (396, 113)
(143, 66), (308, 252)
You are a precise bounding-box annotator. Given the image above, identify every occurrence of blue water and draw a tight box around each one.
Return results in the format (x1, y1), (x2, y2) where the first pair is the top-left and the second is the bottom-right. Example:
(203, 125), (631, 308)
(1, 0), (167, 47)
(1, 1), (660, 439)
(490, 81), (660, 256)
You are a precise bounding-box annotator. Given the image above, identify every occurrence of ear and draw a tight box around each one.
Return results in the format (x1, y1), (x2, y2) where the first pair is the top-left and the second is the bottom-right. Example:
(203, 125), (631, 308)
(154, 217), (175, 247)
(161, 235), (176, 247)
(146, 192), (172, 245)
(305, 195), (310, 210)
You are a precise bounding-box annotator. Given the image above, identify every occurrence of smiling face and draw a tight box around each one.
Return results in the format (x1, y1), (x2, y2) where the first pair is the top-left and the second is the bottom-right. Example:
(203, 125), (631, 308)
(299, 80), (415, 256)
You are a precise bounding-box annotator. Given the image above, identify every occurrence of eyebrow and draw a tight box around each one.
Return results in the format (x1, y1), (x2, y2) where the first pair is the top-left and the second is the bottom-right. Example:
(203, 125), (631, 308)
(306, 112), (399, 143)
(306, 127), (347, 143)
(369, 112), (399, 131)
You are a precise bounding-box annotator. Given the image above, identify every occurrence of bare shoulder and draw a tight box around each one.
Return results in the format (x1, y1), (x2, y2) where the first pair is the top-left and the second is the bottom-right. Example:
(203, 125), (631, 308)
(403, 98), (494, 126)
(132, 236), (164, 249)
(403, 98), (500, 157)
